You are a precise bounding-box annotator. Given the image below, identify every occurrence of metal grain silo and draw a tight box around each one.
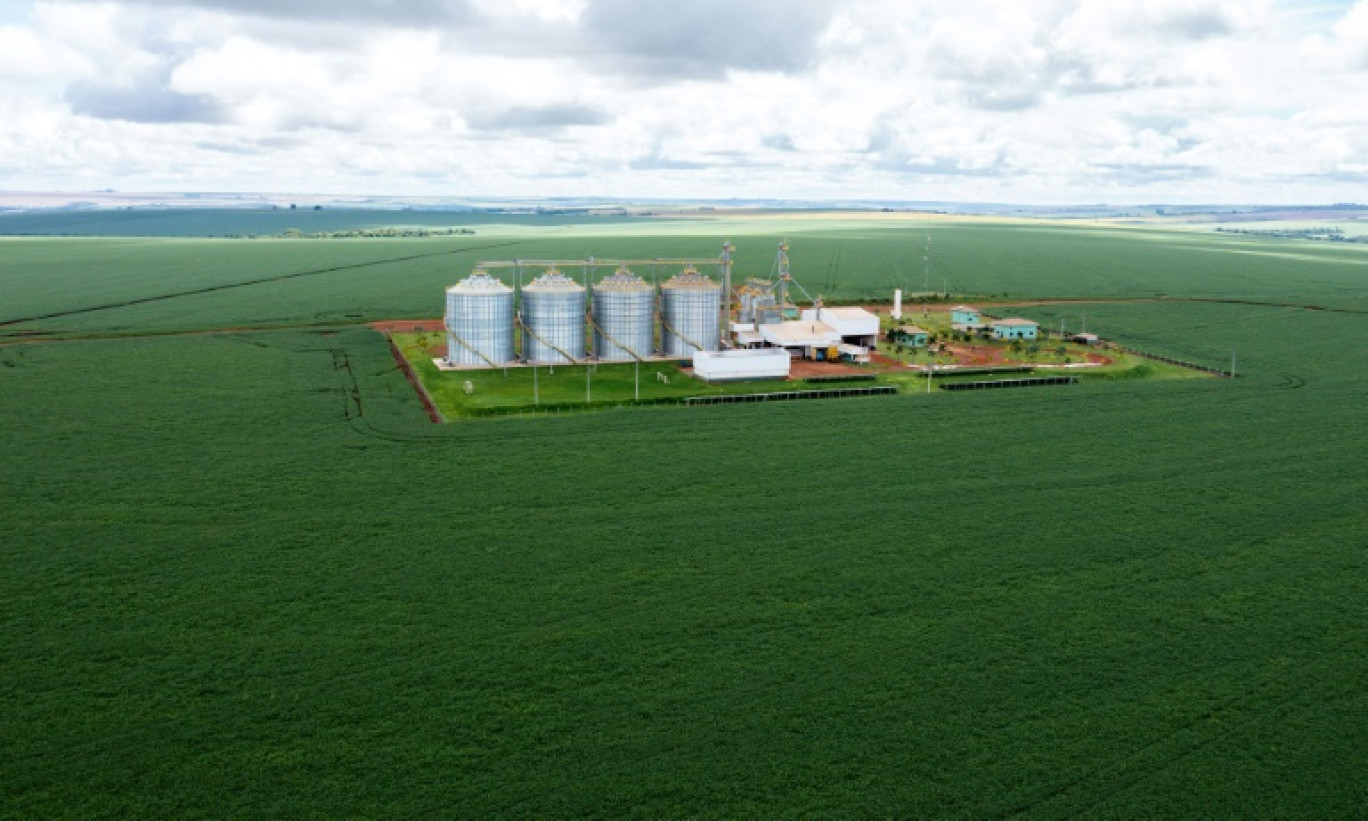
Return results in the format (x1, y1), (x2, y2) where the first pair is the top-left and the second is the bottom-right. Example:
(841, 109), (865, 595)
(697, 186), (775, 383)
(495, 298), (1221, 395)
(592, 266), (655, 361)
(521, 269), (585, 364)
(660, 266), (720, 356)
(736, 281), (760, 324)
(445, 269), (515, 366)
(737, 278), (780, 325)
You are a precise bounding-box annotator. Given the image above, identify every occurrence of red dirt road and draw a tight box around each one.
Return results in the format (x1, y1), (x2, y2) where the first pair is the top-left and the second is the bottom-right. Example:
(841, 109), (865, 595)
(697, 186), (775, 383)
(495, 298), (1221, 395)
(787, 358), (880, 378)
(371, 319), (445, 333)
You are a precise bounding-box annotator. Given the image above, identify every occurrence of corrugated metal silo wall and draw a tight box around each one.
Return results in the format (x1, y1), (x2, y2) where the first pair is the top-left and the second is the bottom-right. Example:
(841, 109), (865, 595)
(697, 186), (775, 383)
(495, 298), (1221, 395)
(593, 286), (655, 360)
(661, 286), (720, 356)
(446, 288), (515, 364)
(522, 288), (586, 364)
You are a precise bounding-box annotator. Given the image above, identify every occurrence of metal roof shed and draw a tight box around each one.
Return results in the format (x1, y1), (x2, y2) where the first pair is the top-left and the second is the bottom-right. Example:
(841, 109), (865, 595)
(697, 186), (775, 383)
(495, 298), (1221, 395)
(800, 307), (879, 339)
(759, 320), (841, 349)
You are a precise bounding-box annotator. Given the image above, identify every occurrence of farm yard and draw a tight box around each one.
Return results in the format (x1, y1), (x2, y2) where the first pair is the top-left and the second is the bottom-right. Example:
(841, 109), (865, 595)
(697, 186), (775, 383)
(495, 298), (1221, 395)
(387, 326), (1196, 420)
(2, 211), (1366, 816)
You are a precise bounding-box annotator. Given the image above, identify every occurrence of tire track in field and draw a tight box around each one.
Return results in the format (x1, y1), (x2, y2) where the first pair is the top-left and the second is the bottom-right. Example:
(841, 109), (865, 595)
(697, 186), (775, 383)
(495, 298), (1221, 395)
(0, 240), (524, 328)
(0, 320), (364, 346)
(876, 244), (900, 293)
(823, 241), (844, 296)
(982, 635), (1367, 819)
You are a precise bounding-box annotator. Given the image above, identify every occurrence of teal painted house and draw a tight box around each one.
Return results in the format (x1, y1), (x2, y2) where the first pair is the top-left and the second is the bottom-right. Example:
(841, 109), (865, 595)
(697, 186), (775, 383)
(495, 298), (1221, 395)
(896, 325), (929, 347)
(951, 305), (982, 328)
(991, 318), (1039, 340)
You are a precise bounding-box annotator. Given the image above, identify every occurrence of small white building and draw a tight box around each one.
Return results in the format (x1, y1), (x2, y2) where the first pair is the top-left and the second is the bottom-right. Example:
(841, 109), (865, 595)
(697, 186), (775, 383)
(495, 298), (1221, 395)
(692, 348), (791, 382)
(837, 343), (871, 364)
(800, 307), (879, 347)
(730, 322), (765, 348)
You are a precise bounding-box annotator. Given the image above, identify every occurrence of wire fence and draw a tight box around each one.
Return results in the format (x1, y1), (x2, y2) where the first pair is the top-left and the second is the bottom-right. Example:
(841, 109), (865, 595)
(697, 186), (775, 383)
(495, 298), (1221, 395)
(1104, 344), (1234, 377)
(978, 310), (1234, 377)
(939, 376), (1078, 391)
(684, 386), (897, 404)
(458, 385), (900, 418)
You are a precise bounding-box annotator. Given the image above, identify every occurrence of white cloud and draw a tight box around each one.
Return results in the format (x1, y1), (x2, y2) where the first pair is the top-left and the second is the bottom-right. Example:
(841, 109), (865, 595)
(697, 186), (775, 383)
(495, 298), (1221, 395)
(0, 23), (94, 79)
(0, 0), (1364, 201)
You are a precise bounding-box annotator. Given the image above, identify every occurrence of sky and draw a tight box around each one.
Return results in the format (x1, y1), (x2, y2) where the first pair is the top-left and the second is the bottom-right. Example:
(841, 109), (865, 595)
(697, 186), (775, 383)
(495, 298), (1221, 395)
(0, 0), (1365, 203)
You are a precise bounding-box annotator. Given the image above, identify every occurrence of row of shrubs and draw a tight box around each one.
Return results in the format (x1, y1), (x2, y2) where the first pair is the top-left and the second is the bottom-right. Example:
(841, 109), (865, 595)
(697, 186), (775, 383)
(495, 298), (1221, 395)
(223, 227), (478, 239)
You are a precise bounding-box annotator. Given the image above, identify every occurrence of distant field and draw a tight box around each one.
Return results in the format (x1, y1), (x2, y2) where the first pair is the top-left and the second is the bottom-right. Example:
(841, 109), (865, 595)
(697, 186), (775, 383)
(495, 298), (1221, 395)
(2, 213), (1365, 816)
(0, 208), (648, 237)
(5, 213), (1367, 340)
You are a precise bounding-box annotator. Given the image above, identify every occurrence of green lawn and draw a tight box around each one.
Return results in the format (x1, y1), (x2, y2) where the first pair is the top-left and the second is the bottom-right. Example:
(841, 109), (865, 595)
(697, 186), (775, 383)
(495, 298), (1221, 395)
(2, 213), (1365, 816)
(395, 325), (1205, 420)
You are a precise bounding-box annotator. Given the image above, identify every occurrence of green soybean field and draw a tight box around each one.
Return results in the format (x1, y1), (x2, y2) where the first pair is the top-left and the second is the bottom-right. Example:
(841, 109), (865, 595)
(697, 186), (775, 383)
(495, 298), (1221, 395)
(2, 213), (1365, 817)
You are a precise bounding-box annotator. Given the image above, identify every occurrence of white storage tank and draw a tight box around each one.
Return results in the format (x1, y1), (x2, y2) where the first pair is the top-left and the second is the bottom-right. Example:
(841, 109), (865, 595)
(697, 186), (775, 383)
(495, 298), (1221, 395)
(592, 266), (654, 361)
(521, 269), (585, 364)
(660, 266), (720, 356)
(445, 269), (515, 366)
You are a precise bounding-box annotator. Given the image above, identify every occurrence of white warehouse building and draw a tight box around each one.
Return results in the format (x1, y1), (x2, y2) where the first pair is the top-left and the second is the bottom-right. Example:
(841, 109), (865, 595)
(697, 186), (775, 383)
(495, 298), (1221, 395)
(800, 307), (880, 348)
(693, 348), (792, 382)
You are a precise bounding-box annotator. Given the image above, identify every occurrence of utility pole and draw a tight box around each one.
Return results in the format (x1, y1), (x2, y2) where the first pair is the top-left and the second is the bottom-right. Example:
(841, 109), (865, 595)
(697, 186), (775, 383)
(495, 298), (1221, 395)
(586, 364), (592, 403)
(1230, 350), (1237, 378)
(533, 364), (539, 405)
(634, 359), (640, 401)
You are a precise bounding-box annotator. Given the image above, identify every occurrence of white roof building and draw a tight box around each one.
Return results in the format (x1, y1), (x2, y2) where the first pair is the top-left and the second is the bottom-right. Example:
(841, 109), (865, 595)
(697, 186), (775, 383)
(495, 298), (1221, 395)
(693, 348), (791, 381)
(759, 320), (842, 349)
(800, 306), (879, 339)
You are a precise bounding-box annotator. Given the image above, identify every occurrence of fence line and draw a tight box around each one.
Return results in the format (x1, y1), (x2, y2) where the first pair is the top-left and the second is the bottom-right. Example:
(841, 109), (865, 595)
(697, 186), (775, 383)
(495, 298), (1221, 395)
(684, 386), (897, 404)
(1106, 344), (1233, 377)
(940, 376), (1077, 391)
(979, 311), (1233, 377)
(922, 365), (1034, 378)
(460, 385), (898, 418)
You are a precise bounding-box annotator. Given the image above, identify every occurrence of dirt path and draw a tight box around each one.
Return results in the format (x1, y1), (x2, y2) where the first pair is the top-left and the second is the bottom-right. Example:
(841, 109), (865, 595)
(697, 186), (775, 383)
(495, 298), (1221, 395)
(383, 333), (443, 423)
(788, 358), (879, 379)
(371, 319), (445, 333)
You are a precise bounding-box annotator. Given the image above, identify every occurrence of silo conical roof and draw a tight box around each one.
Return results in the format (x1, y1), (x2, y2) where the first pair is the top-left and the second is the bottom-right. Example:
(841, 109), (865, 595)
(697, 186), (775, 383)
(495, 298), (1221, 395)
(523, 268), (584, 292)
(448, 269), (512, 293)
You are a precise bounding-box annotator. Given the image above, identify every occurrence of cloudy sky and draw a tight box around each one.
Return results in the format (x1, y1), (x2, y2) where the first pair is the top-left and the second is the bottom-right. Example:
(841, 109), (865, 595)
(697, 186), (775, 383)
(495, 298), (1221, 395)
(0, 0), (1365, 203)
